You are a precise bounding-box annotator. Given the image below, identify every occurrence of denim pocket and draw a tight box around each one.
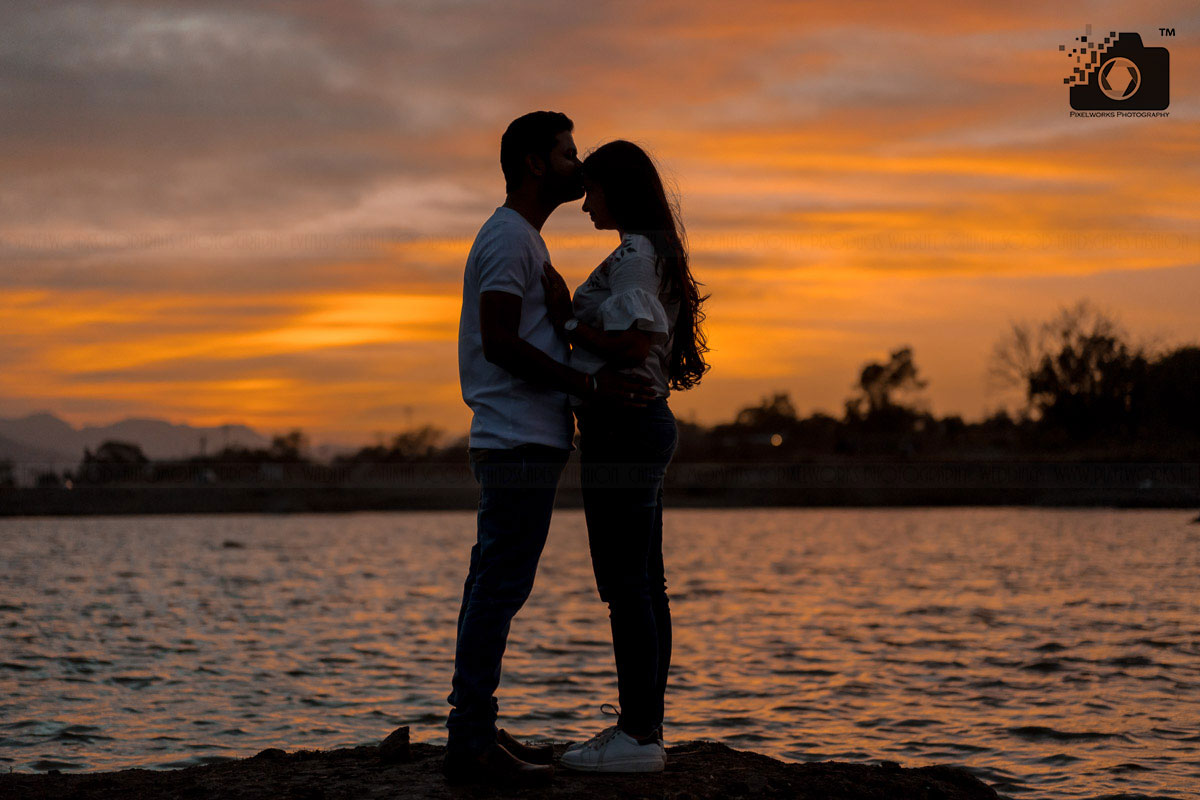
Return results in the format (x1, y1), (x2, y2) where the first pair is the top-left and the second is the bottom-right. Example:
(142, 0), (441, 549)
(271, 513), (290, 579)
(647, 420), (678, 464)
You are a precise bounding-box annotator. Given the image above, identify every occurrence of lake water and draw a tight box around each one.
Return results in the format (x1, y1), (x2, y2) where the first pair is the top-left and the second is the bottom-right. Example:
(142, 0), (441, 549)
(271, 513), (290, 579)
(2, 508), (1198, 798)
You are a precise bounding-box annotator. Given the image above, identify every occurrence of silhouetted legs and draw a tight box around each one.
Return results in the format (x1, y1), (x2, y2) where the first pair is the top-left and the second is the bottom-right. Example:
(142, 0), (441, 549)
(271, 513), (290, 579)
(446, 444), (569, 757)
(576, 399), (677, 737)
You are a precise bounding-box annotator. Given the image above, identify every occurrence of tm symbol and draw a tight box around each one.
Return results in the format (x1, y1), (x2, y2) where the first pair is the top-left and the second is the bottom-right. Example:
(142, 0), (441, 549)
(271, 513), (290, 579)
(1159, 27), (1175, 36)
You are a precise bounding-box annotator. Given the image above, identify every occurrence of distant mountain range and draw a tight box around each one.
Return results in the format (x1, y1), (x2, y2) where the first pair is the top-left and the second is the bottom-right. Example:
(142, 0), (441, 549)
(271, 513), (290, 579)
(0, 432), (71, 469)
(0, 412), (270, 466)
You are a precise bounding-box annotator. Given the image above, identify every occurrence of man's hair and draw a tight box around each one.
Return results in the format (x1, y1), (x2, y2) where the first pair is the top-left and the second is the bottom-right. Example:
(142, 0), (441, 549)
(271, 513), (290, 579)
(500, 111), (573, 194)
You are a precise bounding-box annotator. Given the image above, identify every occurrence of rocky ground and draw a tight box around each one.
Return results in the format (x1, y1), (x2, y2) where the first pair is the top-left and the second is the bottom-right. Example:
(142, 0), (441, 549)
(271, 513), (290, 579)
(0, 728), (1004, 799)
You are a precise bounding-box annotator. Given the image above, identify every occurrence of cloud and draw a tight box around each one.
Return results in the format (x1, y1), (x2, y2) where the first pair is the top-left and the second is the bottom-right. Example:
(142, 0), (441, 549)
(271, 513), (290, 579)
(1, 0), (1198, 437)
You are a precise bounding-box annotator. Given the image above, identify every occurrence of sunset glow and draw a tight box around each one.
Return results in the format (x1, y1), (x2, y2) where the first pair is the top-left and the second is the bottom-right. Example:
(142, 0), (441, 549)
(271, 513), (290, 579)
(2, 1), (1197, 444)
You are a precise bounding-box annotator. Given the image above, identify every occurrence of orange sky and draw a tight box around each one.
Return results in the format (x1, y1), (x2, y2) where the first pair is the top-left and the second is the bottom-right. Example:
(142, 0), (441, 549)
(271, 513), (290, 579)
(1, 1), (1198, 446)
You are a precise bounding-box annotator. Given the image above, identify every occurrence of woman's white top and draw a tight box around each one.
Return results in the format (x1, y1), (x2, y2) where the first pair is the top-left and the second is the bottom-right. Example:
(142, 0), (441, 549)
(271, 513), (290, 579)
(568, 232), (680, 404)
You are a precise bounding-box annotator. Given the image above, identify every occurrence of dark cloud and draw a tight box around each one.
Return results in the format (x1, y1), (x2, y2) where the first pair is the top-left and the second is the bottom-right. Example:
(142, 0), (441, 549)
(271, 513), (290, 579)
(1, 0), (1197, 434)
(67, 338), (455, 385)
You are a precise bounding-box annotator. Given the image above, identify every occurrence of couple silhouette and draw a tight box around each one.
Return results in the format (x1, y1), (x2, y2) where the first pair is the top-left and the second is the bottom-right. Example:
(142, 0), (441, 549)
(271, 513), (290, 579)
(444, 110), (708, 786)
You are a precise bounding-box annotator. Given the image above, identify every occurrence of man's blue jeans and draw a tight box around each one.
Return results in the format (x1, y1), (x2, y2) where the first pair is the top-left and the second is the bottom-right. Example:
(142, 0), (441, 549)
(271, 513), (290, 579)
(446, 443), (569, 757)
(575, 398), (678, 737)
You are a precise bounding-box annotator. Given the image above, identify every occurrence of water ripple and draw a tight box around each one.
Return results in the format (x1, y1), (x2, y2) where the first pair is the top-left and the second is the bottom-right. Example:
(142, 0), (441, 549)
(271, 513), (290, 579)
(1, 507), (1197, 799)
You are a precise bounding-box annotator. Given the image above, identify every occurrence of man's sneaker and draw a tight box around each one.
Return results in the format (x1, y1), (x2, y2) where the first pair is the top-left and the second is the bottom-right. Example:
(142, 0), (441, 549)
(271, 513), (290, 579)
(559, 726), (665, 773)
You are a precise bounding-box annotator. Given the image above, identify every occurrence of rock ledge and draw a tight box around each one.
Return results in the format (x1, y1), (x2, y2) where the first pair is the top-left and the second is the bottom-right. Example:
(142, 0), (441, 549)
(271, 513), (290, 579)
(0, 733), (1002, 799)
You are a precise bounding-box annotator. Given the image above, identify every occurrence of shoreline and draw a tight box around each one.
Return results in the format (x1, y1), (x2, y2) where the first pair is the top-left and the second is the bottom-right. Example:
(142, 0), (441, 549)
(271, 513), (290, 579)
(5, 460), (1196, 516)
(0, 729), (1005, 799)
(3, 489), (1198, 518)
(3, 460), (1195, 516)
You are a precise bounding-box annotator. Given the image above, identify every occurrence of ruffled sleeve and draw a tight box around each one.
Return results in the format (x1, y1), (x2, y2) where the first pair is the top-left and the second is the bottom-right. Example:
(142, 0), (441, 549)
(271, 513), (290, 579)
(598, 233), (671, 342)
(599, 286), (671, 341)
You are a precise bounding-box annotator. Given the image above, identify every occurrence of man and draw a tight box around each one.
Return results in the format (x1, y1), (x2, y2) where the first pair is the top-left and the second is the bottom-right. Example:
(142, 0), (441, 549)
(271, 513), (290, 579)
(445, 110), (654, 785)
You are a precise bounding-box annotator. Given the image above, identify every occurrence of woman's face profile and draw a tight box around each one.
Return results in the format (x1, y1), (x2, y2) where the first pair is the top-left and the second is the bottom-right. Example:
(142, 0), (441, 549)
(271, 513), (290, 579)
(581, 178), (617, 231)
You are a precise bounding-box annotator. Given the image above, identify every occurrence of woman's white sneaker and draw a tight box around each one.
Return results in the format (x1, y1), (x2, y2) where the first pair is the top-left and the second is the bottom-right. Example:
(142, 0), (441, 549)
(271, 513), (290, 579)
(564, 723), (618, 753)
(564, 723), (663, 752)
(559, 726), (666, 772)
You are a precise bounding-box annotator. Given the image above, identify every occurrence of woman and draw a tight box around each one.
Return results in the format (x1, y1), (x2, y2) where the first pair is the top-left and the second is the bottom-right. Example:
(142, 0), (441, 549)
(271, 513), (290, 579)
(541, 140), (709, 773)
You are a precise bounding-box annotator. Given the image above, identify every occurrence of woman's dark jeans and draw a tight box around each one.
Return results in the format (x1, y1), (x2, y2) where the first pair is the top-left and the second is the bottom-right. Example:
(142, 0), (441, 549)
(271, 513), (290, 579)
(574, 397), (677, 737)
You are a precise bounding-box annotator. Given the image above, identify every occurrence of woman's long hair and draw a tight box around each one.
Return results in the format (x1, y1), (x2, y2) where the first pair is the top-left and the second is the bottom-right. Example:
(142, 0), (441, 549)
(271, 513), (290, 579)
(581, 140), (709, 390)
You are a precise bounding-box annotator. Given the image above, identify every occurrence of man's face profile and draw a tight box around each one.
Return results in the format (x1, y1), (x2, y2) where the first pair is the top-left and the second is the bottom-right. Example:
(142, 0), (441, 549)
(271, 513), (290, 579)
(547, 131), (584, 202)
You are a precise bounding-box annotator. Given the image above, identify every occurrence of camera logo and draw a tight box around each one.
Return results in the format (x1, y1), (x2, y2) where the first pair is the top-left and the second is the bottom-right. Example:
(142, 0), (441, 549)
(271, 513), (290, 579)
(1062, 26), (1169, 110)
(1098, 57), (1140, 100)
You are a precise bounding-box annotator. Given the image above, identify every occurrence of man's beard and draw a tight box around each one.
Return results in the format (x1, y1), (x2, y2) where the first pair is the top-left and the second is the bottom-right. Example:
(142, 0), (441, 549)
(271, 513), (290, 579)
(546, 172), (585, 205)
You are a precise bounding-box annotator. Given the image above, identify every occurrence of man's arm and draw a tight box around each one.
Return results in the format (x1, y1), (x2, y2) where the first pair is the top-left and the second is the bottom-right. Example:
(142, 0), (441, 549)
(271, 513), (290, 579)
(480, 291), (656, 403)
(541, 262), (655, 368)
(562, 321), (651, 368)
(480, 290), (590, 396)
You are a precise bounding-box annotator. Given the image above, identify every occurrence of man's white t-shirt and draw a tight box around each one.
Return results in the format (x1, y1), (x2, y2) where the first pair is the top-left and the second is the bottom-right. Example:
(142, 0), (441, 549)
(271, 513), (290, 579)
(458, 206), (574, 450)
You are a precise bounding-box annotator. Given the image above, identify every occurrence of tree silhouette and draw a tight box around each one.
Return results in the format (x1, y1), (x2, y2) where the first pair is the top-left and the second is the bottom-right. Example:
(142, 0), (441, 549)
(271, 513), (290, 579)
(269, 430), (308, 462)
(990, 300), (1150, 441)
(79, 440), (150, 484)
(84, 440), (149, 465)
(1143, 345), (1200, 437)
(735, 393), (798, 428)
(386, 426), (442, 461)
(336, 426), (445, 464)
(844, 346), (929, 426)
